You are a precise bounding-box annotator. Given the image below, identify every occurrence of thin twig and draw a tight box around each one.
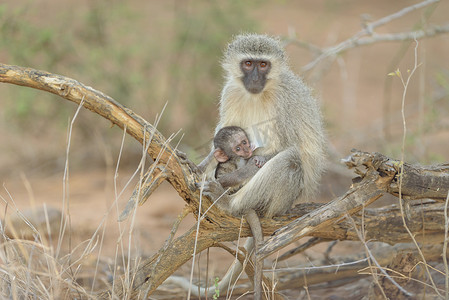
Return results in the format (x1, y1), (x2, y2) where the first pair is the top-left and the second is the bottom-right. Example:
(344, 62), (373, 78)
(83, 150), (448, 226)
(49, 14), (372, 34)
(269, 258), (369, 273)
(299, 0), (443, 72)
(367, 0), (439, 30)
(227, 218), (246, 299)
(396, 39), (442, 297)
(352, 24), (449, 46)
(347, 214), (403, 298)
(187, 175), (204, 300)
(443, 190), (449, 298)
(110, 125), (128, 299)
(57, 96), (85, 265)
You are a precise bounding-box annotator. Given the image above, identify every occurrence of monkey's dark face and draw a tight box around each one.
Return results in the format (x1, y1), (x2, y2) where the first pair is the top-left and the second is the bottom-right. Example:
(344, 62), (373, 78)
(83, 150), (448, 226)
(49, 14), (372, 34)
(240, 59), (271, 94)
(230, 132), (253, 159)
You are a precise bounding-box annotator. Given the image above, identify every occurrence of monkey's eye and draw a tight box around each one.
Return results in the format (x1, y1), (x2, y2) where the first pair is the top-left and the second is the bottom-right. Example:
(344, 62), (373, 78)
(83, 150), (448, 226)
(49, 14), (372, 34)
(260, 61), (268, 68)
(244, 61), (252, 67)
(236, 147), (241, 151)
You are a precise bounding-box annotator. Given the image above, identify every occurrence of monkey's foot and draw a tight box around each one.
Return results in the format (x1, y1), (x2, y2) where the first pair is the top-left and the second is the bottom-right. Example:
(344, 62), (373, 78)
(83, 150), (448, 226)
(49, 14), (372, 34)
(195, 179), (232, 211)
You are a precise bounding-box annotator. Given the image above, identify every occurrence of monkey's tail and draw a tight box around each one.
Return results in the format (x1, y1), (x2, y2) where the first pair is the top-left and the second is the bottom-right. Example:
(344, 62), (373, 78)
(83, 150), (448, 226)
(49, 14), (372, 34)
(165, 239), (254, 297)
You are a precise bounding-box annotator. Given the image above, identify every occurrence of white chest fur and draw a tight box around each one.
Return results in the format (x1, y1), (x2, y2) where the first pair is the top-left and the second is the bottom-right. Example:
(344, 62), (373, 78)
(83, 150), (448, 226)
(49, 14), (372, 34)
(220, 90), (281, 155)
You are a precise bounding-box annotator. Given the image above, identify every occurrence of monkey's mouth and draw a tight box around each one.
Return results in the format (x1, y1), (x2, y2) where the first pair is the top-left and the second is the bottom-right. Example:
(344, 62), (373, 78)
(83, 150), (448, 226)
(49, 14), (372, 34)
(245, 85), (264, 94)
(241, 77), (266, 94)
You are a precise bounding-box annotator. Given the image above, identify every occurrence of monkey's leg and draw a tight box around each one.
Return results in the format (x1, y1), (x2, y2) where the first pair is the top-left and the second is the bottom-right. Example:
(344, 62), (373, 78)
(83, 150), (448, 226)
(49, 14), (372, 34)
(245, 209), (263, 300)
(230, 147), (303, 217)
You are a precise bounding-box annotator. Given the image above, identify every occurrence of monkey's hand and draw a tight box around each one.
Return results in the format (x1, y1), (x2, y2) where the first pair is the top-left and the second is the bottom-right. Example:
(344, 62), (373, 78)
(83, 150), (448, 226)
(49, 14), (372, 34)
(195, 179), (232, 213)
(252, 155), (267, 168)
(175, 149), (200, 173)
(195, 179), (225, 198)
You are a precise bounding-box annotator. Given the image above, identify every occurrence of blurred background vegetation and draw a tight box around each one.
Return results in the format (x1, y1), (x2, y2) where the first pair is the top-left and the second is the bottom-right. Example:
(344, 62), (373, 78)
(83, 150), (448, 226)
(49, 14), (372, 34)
(0, 0), (448, 178)
(0, 1), (263, 175)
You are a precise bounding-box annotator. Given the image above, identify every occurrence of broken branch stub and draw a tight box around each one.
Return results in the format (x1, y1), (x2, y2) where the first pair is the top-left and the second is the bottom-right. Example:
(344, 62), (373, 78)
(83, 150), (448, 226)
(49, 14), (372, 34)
(344, 150), (449, 200)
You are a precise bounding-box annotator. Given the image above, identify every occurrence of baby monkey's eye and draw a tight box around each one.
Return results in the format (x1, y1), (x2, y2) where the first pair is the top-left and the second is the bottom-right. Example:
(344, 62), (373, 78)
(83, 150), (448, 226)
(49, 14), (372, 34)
(236, 147), (241, 151)
(242, 140), (247, 144)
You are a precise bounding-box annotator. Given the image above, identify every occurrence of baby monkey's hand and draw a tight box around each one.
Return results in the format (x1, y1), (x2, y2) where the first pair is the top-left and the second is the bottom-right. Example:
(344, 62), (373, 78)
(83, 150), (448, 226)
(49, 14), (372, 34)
(252, 155), (267, 168)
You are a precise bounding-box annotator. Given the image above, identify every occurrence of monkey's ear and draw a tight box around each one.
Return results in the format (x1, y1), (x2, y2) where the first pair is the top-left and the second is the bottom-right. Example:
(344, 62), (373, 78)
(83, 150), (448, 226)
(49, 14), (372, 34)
(214, 148), (229, 163)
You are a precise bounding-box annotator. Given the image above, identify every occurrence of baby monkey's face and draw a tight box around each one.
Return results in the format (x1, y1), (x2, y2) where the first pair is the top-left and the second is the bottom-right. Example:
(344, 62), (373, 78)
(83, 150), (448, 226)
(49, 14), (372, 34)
(231, 132), (253, 159)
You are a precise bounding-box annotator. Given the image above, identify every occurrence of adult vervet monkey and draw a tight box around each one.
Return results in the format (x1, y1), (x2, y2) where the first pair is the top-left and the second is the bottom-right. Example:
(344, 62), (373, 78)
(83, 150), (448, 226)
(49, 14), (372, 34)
(198, 33), (326, 299)
(200, 33), (325, 218)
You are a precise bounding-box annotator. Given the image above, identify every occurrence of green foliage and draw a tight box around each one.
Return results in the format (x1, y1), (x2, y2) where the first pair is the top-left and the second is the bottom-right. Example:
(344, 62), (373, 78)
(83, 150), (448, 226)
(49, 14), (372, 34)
(0, 2), (151, 130)
(213, 276), (220, 299)
(435, 70), (449, 91)
(0, 1), (260, 148)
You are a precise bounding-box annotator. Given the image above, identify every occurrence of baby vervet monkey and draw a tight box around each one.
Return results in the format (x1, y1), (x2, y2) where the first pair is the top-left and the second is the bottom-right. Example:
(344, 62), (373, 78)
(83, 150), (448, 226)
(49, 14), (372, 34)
(213, 125), (267, 194)
(213, 125), (269, 299)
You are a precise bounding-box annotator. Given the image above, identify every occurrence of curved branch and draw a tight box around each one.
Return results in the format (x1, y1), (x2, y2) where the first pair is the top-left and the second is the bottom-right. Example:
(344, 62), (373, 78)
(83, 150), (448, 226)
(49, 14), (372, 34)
(0, 63), (248, 297)
(0, 64), (157, 151)
(0, 63), (211, 213)
(258, 149), (449, 259)
(3, 64), (449, 298)
(0, 64), (197, 189)
(295, 0), (447, 72)
(257, 164), (391, 259)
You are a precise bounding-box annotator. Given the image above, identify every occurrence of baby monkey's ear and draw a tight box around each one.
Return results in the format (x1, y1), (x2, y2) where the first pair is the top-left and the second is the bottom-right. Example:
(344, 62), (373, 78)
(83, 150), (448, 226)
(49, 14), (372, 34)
(213, 148), (229, 163)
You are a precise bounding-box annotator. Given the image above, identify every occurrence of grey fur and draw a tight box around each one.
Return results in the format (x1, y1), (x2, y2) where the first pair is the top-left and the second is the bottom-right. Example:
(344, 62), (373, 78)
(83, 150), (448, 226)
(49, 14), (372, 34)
(197, 34), (326, 299)
(214, 126), (259, 194)
(210, 33), (326, 218)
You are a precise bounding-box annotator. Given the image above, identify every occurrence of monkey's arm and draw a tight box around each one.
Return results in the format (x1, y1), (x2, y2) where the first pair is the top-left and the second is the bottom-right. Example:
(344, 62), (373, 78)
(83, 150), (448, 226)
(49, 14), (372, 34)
(197, 149), (217, 174)
(217, 161), (261, 188)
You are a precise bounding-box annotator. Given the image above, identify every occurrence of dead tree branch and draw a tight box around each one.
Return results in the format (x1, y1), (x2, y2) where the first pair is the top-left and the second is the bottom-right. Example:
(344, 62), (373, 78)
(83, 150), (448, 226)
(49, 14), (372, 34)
(259, 150), (449, 259)
(2, 64), (449, 298)
(284, 0), (448, 72)
(274, 242), (446, 292)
